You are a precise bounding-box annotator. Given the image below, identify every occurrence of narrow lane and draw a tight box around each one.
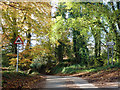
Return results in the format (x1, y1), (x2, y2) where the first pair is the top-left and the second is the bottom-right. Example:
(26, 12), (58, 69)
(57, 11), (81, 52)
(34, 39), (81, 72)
(44, 76), (98, 89)
(45, 76), (68, 89)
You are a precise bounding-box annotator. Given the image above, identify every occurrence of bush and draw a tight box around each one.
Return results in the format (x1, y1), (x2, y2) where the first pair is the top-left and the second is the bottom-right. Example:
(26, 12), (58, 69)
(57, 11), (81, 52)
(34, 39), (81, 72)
(30, 58), (47, 73)
(2, 50), (10, 67)
(2, 71), (28, 79)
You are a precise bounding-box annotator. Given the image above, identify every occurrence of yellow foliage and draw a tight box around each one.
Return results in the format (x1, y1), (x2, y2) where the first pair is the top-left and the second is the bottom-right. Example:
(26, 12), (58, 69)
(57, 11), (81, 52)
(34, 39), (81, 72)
(9, 58), (17, 66)
(7, 53), (17, 57)
(9, 57), (32, 68)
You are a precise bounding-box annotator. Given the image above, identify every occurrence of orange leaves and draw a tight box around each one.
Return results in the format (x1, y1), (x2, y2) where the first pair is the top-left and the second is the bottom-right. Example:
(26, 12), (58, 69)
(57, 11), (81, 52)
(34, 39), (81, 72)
(9, 57), (32, 68)
(20, 58), (32, 64)
(8, 49), (33, 69)
(2, 1), (53, 70)
(7, 53), (17, 57)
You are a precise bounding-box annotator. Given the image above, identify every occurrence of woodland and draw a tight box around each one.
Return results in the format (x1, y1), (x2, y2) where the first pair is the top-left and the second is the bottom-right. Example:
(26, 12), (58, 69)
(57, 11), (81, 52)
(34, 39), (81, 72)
(1, 1), (120, 75)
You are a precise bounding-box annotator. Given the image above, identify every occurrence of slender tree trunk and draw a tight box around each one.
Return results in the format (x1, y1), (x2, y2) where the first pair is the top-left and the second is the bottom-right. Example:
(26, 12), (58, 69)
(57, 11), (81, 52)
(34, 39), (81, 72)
(98, 40), (101, 57)
(12, 32), (17, 54)
(58, 44), (63, 62)
(73, 30), (79, 63)
(12, 11), (18, 54)
(25, 29), (31, 50)
(56, 40), (64, 62)
(95, 35), (98, 58)
(98, 30), (101, 58)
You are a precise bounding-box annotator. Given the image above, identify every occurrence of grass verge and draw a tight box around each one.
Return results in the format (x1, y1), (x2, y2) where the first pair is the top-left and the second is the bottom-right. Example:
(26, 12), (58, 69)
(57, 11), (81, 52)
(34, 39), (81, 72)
(50, 62), (120, 75)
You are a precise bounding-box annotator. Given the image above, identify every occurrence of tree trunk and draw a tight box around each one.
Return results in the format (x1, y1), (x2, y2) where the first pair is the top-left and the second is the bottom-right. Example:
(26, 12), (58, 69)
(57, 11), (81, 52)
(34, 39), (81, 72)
(114, 29), (120, 61)
(73, 30), (80, 63)
(12, 12), (18, 54)
(57, 40), (64, 62)
(95, 35), (98, 58)
(25, 30), (31, 50)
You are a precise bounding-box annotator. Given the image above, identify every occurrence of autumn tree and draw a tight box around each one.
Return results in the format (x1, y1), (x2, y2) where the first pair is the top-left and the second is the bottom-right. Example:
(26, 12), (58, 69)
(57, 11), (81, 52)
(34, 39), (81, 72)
(1, 2), (52, 69)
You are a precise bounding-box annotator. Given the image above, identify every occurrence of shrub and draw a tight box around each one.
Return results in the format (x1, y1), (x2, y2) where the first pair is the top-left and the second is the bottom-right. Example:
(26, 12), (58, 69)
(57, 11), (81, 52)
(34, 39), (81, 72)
(30, 58), (47, 73)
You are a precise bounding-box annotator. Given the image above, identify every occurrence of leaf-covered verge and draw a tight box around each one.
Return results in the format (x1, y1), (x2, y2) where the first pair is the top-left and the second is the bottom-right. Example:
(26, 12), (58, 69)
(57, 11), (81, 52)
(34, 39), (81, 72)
(2, 71), (46, 89)
(71, 67), (120, 88)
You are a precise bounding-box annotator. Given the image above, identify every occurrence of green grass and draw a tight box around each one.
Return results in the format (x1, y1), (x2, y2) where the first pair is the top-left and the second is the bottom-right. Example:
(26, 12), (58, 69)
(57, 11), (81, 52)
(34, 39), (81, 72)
(50, 62), (120, 75)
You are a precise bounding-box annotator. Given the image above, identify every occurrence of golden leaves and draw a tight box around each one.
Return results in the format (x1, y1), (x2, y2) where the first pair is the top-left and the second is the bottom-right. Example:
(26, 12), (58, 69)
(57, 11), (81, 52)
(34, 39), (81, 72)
(7, 53), (17, 57)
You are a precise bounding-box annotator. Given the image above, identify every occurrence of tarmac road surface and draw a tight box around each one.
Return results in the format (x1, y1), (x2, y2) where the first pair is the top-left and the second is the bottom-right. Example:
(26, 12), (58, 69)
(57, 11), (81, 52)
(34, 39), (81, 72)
(44, 76), (98, 90)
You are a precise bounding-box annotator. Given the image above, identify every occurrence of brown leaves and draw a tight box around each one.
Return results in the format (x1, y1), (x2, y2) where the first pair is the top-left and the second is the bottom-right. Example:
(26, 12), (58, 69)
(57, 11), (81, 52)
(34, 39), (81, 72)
(77, 68), (119, 88)
(2, 72), (46, 88)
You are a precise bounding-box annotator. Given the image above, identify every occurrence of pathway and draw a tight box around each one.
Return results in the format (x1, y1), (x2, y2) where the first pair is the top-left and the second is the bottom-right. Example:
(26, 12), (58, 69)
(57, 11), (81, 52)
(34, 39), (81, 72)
(44, 76), (98, 89)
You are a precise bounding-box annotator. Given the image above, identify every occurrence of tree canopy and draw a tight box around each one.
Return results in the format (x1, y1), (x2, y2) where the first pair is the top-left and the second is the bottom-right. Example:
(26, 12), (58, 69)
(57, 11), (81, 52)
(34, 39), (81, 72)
(1, 1), (120, 72)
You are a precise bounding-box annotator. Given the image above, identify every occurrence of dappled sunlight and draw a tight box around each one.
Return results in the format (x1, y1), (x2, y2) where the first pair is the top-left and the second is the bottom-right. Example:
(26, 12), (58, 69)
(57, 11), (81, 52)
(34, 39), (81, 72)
(45, 76), (97, 88)
(1, 1), (120, 89)
(75, 83), (98, 88)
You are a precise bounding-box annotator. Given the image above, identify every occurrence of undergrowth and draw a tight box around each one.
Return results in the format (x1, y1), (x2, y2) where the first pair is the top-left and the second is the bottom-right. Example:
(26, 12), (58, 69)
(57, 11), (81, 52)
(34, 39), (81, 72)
(50, 62), (120, 75)
(2, 71), (29, 79)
